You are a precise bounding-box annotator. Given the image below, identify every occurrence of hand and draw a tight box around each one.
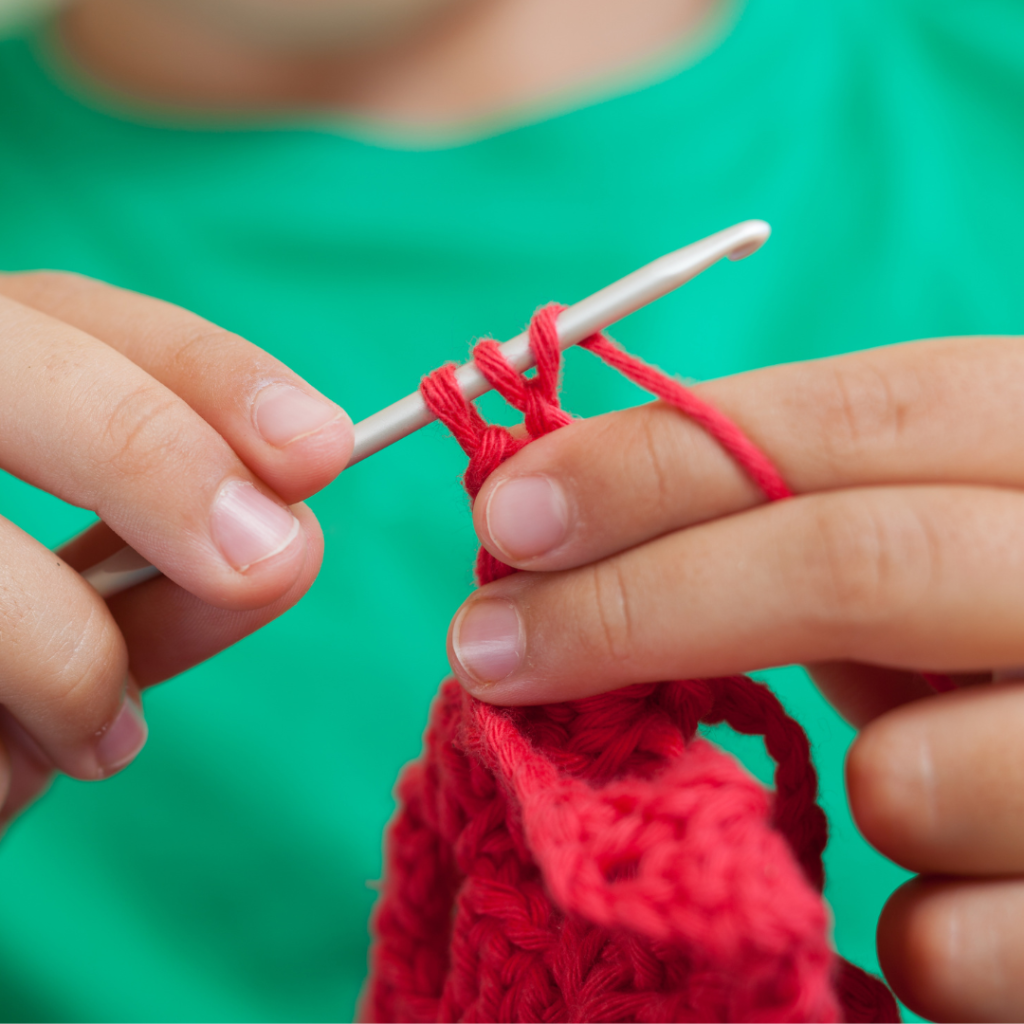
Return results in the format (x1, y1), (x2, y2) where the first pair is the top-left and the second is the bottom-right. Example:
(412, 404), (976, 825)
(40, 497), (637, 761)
(0, 271), (352, 833)
(445, 334), (1024, 1021)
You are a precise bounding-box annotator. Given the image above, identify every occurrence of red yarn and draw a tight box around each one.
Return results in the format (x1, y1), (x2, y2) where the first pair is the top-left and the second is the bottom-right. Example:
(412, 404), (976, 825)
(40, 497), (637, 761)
(364, 305), (899, 1023)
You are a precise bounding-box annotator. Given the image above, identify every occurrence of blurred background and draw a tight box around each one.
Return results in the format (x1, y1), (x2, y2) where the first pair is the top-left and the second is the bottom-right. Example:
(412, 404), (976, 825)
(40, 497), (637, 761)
(1, 2), (1023, 1021)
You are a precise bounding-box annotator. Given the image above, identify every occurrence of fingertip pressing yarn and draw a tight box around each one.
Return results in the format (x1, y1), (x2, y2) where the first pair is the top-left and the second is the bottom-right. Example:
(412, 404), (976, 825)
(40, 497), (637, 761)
(364, 305), (899, 1023)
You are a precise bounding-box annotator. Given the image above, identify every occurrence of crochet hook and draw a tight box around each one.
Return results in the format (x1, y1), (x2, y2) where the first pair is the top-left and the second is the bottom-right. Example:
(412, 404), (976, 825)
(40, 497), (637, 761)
(81, 219), (771, 599)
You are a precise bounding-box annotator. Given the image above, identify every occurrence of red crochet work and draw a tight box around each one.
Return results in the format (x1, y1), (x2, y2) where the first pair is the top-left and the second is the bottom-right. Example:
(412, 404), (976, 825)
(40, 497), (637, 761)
(364, 305), (899, 1024)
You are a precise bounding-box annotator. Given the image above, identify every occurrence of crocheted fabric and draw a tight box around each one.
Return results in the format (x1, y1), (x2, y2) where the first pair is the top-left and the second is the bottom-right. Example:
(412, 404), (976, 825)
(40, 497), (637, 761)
(363, 306), (900, 1024)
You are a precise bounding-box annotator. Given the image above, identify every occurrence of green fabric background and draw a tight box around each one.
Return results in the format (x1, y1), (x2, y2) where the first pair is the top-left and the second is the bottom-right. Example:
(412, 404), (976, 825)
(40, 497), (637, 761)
(0, 0), (1023, 1018)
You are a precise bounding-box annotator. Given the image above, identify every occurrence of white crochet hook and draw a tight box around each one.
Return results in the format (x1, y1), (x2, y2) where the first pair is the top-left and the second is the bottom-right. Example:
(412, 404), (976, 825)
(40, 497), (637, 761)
(82, 219), (771, 599)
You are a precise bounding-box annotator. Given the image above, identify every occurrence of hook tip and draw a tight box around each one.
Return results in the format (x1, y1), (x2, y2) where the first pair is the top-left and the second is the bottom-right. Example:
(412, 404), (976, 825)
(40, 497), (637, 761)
(727, 220), (772, 261)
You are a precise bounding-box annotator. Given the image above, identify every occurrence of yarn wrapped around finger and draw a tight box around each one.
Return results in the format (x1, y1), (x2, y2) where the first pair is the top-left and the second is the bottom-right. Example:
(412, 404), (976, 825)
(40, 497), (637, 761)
(363, 305), (899, 1023)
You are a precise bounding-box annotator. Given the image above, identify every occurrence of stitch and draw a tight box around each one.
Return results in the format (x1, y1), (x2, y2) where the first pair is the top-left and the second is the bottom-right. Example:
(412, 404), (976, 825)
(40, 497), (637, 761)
(364, 304), (899, 1023)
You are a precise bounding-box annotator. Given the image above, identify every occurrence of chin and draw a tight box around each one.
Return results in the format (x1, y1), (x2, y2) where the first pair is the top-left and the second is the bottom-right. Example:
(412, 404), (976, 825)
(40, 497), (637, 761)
(163, 0), (472, 49)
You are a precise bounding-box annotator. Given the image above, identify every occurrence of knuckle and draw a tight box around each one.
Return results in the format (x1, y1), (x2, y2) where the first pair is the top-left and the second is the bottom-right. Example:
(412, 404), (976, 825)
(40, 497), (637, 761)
(800, 496), (935, 630)
(583, 560), (636, 664)
(632, 409), (676, 517)
(813, 360), (915, 468)
(592, 406), (684, 525)
(93, 383), (193, 483)
(168, 323), (251, 379)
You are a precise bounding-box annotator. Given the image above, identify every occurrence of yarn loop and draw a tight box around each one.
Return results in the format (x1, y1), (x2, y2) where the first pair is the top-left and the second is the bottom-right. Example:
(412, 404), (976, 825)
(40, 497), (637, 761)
(365, 306), (899, 1023)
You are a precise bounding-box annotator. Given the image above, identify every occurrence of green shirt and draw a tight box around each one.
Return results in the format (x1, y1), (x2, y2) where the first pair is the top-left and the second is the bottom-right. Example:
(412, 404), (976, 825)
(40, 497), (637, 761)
(0, 1), (1023, 1019)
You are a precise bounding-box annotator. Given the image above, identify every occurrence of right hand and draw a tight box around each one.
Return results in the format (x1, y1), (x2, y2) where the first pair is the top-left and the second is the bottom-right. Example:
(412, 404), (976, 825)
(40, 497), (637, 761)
(0, 271), (353, 833)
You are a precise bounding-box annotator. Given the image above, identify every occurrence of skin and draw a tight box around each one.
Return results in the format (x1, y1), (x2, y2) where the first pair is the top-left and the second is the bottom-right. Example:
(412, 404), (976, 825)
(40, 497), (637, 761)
(447, 336), (1024, 1020)
(0, 0), (718, 814)
(0, 0), (1016, 1018)
(62, 0), (718, 124)
(0, 271), (353, 820)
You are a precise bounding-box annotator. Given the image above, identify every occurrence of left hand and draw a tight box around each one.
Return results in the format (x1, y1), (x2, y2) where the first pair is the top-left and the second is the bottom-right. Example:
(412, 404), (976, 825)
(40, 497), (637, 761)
(445, 333), (1024, 1022)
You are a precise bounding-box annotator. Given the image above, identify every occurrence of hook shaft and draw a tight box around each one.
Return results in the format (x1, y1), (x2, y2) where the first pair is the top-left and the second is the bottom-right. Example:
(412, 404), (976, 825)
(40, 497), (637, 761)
(82, 219), (770, 598)
(349, 219), (769, 465)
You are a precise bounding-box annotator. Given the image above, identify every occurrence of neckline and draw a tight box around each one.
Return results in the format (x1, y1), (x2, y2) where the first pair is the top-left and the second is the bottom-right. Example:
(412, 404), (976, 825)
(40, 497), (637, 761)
(15, 0), (758, 152)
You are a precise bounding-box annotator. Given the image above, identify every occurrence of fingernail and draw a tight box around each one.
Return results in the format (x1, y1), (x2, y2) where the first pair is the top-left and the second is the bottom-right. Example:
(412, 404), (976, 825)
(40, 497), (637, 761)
(451, 598), (523, 685)
(485, 475), (568, 561)
(211, 481), (300, 571)
(253, 384), (343, 447)
(94, 699), (147, 776)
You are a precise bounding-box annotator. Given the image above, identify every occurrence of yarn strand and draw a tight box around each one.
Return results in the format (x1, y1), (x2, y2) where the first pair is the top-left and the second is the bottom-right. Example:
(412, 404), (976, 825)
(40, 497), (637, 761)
(365, 307), (899, 1023)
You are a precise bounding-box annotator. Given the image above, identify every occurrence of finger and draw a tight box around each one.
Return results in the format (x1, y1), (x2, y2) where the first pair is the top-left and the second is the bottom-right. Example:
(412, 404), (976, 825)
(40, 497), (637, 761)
(56, 506), (322, 685)
(847, 682), (1024, 875)
(0, 272), (353, 503)
(877, 875), (1024, 1023)
(106, 502), (324, 686)
(0, 514), (146, 779)
(806, 661), (990, 728)
(447, 485), (1024, 704)
(0, 710), (54, 833)
(471, 335), (1024, 571)
(0, 295), (310, 609)
(806, 662), (936, 728)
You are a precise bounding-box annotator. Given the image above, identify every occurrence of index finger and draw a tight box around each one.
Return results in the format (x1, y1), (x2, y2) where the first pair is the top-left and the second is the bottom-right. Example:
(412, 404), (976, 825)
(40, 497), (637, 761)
(471, 335), (1024, 571)
(0, 295), (309, 608)
(0, 271), (354, 504)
